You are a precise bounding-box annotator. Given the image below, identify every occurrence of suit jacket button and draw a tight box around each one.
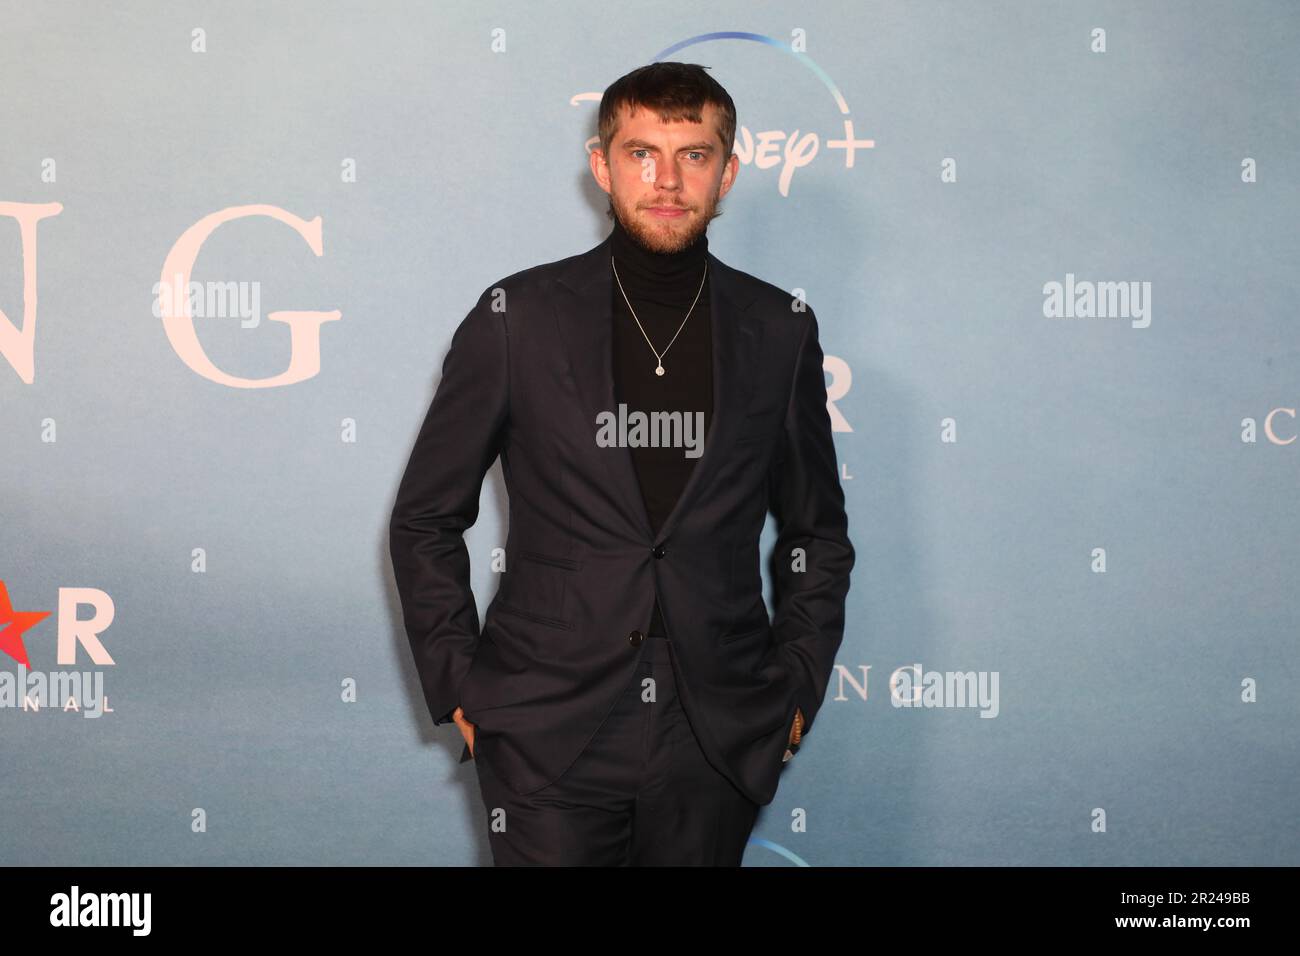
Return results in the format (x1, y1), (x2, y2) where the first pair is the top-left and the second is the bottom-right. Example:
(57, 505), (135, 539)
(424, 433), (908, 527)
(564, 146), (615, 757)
(628, 630), (644, 646)
(652, 545), (666, 559)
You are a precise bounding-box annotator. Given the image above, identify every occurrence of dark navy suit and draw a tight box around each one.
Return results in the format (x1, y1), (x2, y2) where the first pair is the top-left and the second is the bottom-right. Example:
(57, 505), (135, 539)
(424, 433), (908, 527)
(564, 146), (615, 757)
(389, 232), (855, 862)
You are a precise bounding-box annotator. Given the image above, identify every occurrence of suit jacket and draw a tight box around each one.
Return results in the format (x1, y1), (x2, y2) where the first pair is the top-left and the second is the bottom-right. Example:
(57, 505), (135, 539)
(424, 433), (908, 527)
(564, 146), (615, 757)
(389, 232), (855, 806)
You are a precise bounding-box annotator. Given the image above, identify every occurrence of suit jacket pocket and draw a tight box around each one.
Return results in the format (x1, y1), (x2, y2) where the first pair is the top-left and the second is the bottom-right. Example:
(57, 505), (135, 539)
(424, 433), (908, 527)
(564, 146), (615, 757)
(496, 549), (579, 630)
(735, 406), (783, 444)
(719, 622), (770, 645)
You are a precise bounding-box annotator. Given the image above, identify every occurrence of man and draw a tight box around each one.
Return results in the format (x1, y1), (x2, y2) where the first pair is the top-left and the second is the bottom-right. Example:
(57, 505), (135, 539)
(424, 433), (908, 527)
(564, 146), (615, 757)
(389, 62), (855, 865)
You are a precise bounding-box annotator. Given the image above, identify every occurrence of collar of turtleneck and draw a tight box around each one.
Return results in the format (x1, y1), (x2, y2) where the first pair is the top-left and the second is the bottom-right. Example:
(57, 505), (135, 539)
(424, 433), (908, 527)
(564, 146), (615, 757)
(608, 213), (709, 305)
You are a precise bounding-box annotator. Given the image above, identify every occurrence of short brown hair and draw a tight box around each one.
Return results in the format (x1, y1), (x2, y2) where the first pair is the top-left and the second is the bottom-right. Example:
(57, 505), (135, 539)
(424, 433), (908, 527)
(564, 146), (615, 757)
(598, 62), (737, 161)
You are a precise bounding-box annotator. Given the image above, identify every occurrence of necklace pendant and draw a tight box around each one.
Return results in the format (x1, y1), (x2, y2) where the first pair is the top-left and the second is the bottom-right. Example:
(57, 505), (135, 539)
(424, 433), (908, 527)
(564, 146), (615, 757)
(655, 364), (665, 376)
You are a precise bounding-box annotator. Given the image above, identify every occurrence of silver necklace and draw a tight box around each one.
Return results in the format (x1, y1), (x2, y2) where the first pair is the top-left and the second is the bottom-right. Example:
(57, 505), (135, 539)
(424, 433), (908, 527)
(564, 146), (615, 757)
(611, 257), (708, 377)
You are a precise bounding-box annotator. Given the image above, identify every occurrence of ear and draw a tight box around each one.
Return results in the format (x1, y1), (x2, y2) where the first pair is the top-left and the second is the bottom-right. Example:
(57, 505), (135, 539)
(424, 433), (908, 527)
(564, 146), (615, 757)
(590, 147), (613, 195)
(718, 152), (740, 199)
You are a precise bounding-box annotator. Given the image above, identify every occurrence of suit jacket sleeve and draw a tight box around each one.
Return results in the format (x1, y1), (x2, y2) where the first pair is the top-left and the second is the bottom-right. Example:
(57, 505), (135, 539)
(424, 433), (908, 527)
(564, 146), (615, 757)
(768, 307), (855, 738)
(389, 288), (508, 729)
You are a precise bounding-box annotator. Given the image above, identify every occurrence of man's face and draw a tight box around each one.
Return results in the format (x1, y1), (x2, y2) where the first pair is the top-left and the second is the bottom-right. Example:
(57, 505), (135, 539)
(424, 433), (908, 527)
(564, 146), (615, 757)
(592, 102), (740, 254)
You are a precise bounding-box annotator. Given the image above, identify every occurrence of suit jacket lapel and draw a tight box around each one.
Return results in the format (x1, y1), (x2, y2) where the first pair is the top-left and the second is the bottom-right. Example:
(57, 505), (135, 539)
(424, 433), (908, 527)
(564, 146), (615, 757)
(554, 232), (762, 546)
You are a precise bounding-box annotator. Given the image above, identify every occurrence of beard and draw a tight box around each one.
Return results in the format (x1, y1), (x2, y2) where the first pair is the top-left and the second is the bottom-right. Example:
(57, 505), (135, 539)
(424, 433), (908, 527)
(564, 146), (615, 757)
(607, 188), (722, 255)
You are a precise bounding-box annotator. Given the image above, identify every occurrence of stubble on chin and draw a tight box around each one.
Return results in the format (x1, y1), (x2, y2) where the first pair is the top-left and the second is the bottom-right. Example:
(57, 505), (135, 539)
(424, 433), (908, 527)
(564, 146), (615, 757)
(617, 204), (713, 255)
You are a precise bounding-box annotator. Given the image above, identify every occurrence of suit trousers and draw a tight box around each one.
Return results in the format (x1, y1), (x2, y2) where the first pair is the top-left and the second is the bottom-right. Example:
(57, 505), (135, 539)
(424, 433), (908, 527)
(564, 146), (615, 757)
(472, 634), (762, 865)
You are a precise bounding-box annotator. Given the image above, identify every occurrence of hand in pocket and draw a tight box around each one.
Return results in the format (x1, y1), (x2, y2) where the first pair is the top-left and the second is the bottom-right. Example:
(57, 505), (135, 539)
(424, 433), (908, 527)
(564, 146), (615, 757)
(453, 706), (477, 758)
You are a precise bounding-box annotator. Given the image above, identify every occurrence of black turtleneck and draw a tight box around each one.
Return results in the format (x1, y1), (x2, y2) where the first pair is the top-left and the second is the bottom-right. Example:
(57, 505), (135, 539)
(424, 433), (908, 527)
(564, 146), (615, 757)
(608, 214), (712, 638)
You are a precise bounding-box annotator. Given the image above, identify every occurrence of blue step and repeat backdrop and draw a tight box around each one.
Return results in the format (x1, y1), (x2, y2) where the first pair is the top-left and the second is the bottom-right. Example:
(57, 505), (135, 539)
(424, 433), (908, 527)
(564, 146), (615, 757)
(2, 1), (1296, 866)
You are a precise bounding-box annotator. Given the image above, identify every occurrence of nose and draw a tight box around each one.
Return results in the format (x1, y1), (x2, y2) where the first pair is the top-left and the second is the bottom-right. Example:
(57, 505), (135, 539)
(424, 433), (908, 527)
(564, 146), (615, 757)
(651, 157), (682, 190)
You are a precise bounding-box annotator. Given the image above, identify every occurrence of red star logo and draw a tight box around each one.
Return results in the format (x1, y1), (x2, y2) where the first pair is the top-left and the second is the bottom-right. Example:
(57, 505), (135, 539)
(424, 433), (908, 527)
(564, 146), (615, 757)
(0, 580), (51, 667)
